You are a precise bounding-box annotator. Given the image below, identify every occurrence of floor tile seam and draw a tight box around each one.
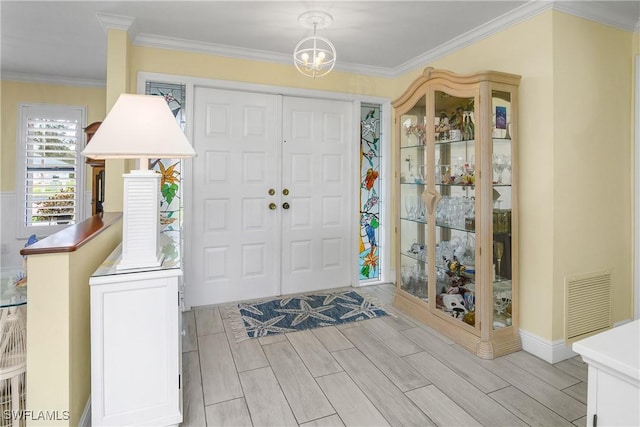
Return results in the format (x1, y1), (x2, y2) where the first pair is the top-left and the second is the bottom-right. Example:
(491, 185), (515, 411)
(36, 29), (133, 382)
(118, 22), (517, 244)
(497, 386), (586, 424)
(282, 331), (345, 378)
(180, 349), (207, 426)
(485, 388), (563, 427)
(340, 324), (433, 389)
(404, 383), (484, 427)
(326, 347), (398, 427)
(561, 380), (586, 392)
(234, 369), (256, 427)
(486, 357), (587, 409)
(193, 347), (211, 427)
(404, 351), (528, 426)
(211, 323), (248, 387)
(487, 372), (586, 424)
(334, 345), (438, 424)
(506, 356), (583, 389)
(399, 327), (508, 393)
(262, 341), (338, 426)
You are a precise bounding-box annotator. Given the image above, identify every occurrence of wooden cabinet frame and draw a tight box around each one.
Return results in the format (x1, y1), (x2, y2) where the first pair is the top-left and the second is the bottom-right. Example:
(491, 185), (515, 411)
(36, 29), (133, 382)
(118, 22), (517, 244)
(393, 68), (521, 359)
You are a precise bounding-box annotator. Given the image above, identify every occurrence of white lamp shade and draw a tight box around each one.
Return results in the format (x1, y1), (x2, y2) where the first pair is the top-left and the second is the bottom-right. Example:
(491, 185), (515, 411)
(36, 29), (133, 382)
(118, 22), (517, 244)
(81, 93), (196, 160)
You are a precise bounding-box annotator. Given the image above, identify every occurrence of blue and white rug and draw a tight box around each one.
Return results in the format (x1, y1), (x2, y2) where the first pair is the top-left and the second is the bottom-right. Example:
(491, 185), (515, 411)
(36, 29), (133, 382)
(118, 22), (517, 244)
(228, 289), (389, 340)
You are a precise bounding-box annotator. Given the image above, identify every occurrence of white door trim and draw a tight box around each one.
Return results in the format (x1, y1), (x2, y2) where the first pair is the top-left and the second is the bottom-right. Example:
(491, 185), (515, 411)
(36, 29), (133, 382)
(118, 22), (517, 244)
(137, 71), (392, 308)
(635, 55), (639, 320)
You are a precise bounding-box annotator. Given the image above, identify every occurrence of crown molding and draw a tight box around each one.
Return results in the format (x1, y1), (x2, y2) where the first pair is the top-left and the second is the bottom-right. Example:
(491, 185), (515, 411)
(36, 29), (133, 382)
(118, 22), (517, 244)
(1, 71), (106, 88)
(5, 1), (638, 85)
(96, 12), (136, 33)
(134, 33), (398, 78)
(553, 0), (640, 32)
(132, 0), (556, 79)
(392, 0), (553, 76)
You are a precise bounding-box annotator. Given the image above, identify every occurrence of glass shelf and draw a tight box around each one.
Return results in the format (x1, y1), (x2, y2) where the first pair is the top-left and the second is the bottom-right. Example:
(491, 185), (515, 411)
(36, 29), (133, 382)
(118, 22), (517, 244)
(435, 222), (475, 233)
(435, 138), (476, 146)
(394, 68), (520, 358)
(401, 216), (428, 225)
(400, 144), (426, 150)
(403, 251), (427, 263)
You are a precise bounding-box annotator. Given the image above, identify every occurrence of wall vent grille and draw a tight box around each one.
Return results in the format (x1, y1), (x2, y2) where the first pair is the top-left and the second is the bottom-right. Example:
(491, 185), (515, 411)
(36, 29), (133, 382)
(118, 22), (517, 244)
(565, 270), (612, 344)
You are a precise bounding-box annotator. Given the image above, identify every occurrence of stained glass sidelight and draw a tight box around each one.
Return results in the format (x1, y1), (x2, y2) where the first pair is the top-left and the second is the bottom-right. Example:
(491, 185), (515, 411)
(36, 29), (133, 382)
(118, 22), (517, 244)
(359, 103), (382, 281)
(145, 82), (186, 237)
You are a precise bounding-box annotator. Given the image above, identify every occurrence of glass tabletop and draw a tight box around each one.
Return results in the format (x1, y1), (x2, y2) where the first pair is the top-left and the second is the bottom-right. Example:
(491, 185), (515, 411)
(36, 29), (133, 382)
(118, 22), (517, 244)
(1, 268), (27, 308)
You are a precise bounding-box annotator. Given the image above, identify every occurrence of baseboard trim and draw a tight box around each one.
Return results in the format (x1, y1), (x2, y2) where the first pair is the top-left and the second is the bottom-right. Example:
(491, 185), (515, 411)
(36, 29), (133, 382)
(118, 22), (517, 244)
(519, 329), (577, 364)
(520, 319), (634, 364)
(79, 397), (91, 427)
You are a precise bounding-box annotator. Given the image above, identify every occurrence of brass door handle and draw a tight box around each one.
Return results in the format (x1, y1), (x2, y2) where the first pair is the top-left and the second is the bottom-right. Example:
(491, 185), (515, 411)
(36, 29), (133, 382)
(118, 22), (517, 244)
(282, 202), (290, 210)
(269, 203), (277, 210)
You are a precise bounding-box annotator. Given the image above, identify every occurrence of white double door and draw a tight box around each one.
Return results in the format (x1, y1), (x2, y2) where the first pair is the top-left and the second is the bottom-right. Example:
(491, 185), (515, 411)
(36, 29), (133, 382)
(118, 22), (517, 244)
(187, 86), (354, 307)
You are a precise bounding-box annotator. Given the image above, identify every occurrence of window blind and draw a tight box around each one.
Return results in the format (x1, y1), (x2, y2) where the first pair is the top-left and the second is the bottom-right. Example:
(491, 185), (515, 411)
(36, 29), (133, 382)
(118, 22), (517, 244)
(23, 115), (79, 227)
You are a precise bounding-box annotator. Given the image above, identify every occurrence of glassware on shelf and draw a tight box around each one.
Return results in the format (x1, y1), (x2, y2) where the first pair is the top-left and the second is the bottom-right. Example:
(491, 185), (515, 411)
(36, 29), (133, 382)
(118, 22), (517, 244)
(492, 153), (508, 184)
(404, 195), (416, 219)
(494, 241), (504, 278)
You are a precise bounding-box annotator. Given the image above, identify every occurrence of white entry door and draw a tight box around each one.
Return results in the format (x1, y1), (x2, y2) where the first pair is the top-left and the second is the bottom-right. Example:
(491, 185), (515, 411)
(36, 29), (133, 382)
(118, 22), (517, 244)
(187, 87), (353, 307)
(281, 96), (353, 295)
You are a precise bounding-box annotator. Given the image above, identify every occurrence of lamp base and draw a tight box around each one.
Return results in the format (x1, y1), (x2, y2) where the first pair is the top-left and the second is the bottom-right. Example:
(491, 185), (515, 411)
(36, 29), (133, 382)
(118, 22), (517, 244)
(116, 252), (165, 271)
(116, 169), (163, 271)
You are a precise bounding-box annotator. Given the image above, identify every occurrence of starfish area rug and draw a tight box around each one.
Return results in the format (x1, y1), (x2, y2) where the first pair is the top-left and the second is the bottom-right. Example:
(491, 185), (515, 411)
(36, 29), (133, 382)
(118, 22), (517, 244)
(227, 289), (389, 341)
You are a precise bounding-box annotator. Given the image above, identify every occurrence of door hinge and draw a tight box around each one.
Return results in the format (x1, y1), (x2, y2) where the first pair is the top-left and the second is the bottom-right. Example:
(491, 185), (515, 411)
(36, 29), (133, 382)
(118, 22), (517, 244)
(593, 414), (597, 427)
(179, 374), (182, 389)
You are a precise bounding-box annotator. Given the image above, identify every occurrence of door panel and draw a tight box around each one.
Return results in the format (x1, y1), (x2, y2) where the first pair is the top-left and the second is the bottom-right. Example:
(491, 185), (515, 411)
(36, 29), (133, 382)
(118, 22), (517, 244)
(188, 89), (353, 307)
(281, 97), (353, 294)
(188, 87), (279, 306)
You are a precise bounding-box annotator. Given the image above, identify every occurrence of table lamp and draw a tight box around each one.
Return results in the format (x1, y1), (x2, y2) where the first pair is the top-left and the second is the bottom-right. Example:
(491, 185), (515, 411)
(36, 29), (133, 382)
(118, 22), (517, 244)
(82, 93), (196, 270)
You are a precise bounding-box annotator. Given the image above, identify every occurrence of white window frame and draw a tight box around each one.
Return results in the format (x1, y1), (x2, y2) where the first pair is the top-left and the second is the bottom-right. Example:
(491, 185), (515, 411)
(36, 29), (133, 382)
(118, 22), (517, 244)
(15, 103), (86, 239)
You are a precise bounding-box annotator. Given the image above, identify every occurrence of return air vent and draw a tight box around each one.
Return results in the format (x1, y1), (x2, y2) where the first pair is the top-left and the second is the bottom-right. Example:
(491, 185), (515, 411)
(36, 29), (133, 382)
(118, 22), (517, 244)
(565, 270), (612, 344)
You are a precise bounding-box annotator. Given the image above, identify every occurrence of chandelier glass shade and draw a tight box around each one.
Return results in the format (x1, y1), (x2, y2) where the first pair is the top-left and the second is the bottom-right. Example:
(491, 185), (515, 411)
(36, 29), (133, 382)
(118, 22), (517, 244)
(293, 11), (336, 78)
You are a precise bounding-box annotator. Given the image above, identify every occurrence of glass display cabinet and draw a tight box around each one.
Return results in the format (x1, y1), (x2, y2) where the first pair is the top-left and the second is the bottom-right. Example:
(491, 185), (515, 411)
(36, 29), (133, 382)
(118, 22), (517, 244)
(393, 68), (521, 359)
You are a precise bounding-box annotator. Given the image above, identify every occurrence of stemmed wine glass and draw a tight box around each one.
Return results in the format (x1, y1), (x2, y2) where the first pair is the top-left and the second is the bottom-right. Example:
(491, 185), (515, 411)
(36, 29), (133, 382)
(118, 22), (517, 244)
(404, 195), (415, 219)
(493, 153), (507, 184)
(494, 241), (504, 279)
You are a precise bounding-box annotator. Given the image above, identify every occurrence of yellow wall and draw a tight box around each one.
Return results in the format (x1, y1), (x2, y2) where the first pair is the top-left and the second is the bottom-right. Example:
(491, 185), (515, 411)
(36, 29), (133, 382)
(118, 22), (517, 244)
(0, 81), (105, 192)
(409, 10), (633, 340)
(129, 45), (395, 98)
(422, 12), (557, 339)
(26, 219), (121, 426)
(3, 10), (637, 356)
(552, 12), (633, 337)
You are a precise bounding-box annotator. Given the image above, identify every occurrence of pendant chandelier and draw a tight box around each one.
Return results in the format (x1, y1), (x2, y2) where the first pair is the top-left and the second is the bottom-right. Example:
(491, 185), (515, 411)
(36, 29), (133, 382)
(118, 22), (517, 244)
(293, 11), (336, 78)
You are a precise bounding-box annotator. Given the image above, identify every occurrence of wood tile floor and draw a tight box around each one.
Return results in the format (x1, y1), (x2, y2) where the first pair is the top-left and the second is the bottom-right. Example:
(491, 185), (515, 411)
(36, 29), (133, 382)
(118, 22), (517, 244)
(181, 284), (587, 427)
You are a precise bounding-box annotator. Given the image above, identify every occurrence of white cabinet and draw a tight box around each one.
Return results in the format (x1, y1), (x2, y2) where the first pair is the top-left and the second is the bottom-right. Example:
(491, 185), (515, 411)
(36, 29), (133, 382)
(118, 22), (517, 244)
(90, 244), (182, 426)
(573, 320), (640, 427)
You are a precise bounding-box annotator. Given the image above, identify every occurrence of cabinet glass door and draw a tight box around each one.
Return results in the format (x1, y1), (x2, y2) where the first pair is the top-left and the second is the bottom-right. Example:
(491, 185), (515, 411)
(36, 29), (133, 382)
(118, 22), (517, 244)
(492, 90), (514, 329)
(433, 90), (477, 328)
(399, 98), (428, 301)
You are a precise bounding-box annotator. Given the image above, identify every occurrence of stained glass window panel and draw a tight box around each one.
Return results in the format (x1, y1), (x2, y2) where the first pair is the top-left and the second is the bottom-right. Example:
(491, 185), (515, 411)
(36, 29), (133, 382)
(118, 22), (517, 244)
(145, 82), (186, 237)
(360, 103), (382, 281)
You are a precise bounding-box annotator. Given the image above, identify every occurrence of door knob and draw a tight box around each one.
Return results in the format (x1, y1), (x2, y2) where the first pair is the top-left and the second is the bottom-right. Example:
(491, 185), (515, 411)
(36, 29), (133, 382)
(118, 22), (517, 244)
(282, 202), (290, 210)
(283, 188), (290, 195)
(269, 203), (277, 210)
(268, 188), (275, 195)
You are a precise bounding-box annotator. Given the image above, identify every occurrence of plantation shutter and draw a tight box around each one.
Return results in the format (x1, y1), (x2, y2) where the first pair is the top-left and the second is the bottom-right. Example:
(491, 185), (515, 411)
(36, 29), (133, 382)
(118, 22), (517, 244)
(18, 105), (84, 234)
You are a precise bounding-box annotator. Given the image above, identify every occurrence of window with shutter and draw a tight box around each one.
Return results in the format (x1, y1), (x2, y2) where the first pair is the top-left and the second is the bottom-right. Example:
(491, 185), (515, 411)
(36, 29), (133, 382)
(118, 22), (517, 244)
(16, 104), (86, 237)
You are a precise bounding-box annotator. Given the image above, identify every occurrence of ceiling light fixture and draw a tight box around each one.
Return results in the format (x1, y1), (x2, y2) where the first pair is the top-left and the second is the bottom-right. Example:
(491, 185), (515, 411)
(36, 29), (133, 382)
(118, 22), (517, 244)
(293, 11), (336, 78)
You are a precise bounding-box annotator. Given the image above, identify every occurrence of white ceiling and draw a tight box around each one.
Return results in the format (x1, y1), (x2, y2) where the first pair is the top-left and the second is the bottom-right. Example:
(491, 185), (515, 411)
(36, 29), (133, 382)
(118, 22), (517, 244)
(1, 1), (639, 86)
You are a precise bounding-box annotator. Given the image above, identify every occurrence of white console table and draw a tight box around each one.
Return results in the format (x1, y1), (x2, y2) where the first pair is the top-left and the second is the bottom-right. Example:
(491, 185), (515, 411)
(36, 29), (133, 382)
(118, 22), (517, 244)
(573, 320), (639, 427)
(90, 240), (182, 426)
